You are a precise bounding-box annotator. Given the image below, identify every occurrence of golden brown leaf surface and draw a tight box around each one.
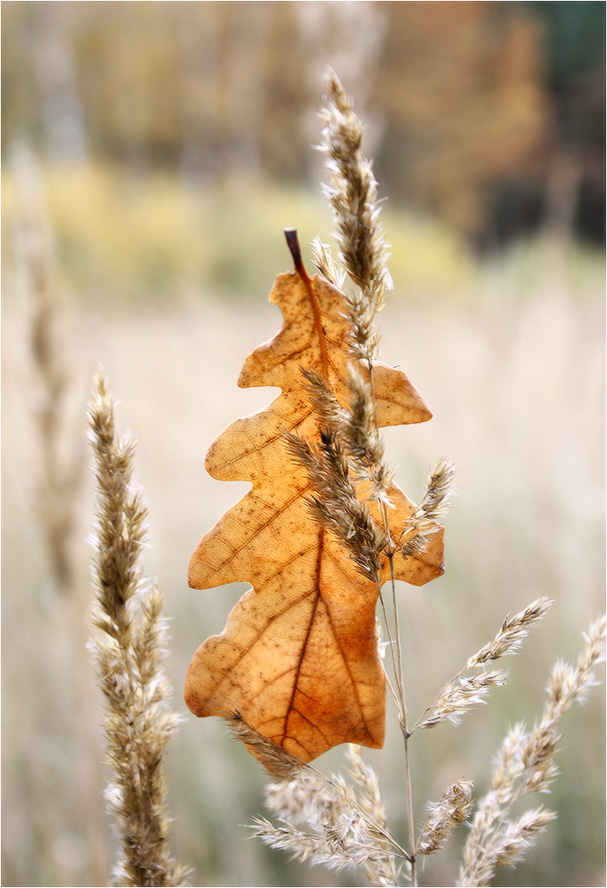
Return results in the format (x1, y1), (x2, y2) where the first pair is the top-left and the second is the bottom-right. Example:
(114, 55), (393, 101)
(186, 269), (444, 763)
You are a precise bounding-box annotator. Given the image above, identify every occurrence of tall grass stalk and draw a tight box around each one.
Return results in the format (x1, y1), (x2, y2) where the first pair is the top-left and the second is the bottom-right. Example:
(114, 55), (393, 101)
(250, 70), (606, 888)
(12, 142), (83, 593)
(10, 143), (109, 884)
(316, 69), (455, 885)
(88, 370), (188, 888)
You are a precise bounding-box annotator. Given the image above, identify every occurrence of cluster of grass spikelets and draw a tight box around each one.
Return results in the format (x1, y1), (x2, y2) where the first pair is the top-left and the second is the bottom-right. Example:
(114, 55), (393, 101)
(458, 614), (606, 887)
(230, 716), (401, 887)
(88, 371), (188, 887)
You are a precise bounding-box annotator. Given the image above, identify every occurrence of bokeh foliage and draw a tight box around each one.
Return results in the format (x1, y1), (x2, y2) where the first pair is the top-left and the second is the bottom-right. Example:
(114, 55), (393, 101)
(1, 3), (605, 887)
(2, 1), (604, 244)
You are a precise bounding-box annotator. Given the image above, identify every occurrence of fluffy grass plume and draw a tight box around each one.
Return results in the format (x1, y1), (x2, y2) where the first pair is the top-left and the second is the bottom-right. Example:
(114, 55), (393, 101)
(88, 371), (188, 887)
(233, 716), (401, 887)
(317, 66), (391, 364)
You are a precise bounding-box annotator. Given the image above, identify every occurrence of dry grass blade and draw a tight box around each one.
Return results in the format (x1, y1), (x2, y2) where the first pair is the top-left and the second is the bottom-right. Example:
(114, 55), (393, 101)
(88, 370), (188, 888)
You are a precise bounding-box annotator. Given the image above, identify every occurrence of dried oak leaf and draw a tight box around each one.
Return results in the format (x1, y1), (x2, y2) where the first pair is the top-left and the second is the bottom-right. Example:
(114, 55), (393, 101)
(186, 261), (444, 763)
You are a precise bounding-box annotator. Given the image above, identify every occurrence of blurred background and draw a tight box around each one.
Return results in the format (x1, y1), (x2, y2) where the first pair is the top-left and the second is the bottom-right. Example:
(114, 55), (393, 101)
(1, 2), (605, 886)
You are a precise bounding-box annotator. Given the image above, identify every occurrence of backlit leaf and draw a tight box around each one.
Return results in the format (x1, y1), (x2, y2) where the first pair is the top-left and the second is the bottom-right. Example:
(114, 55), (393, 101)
(186, 260), (444, 763)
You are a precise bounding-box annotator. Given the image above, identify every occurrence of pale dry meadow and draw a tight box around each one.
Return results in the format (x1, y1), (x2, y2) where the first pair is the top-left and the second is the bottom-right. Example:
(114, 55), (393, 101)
(2, 167), (605, 887)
